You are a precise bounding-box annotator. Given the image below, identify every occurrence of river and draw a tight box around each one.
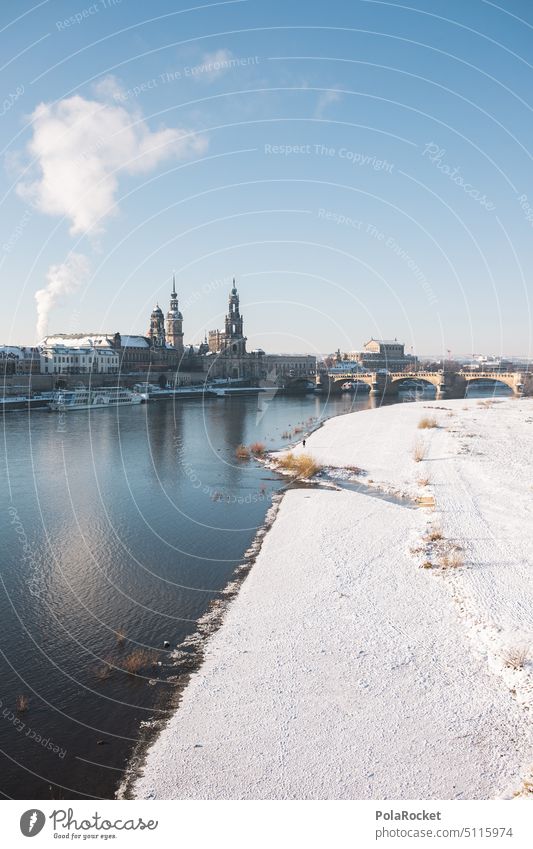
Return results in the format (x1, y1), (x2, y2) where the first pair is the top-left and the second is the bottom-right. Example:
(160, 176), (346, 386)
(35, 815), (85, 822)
(0, 383), (510, 798)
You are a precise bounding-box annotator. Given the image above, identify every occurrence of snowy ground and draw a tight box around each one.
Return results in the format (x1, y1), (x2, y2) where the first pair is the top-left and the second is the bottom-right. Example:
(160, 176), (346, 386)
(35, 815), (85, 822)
(132, 398), (533, 799)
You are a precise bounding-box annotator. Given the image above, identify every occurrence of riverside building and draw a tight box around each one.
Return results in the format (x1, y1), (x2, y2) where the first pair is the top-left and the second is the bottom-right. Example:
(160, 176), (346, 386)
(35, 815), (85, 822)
(30, 277), (315, 387)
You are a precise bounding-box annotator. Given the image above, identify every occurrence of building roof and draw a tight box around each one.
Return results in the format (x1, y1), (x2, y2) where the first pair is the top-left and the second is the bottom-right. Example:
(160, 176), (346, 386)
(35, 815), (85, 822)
(42, 334), (116, 348)
(365, 338), (402, 345)
(119, 335), (150, 348)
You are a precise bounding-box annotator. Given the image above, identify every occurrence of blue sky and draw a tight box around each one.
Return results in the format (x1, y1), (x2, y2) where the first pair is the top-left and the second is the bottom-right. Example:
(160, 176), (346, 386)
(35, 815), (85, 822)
(1, 0), (532, 356)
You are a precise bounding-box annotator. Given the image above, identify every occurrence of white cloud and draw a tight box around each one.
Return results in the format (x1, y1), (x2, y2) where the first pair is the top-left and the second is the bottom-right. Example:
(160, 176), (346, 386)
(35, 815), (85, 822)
(17, 88), (207, 236)
(315, 89), (341, 119)
(191, 49), (240, 83)
(91, 74), (126, 102)
(35, 253), (90, 341)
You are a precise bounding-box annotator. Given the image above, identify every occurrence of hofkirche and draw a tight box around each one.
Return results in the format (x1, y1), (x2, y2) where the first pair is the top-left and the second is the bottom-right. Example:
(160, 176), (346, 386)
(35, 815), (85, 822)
(38, 278), (316, 385)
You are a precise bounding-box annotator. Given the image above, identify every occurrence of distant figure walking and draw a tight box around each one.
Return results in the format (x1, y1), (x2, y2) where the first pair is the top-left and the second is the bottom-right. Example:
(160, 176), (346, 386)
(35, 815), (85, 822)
(302, 438), (306, 448)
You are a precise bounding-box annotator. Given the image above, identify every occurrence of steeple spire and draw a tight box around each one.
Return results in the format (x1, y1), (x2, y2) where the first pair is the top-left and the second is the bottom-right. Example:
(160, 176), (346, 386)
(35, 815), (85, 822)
(166, 273), (184, 355)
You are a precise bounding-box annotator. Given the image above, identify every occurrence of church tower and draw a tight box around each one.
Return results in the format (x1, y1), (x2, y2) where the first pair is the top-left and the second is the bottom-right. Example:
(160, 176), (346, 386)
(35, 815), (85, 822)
(148, 304), (166, 347)
(223, 278), (246, 355)
(166, 274), (184, 354)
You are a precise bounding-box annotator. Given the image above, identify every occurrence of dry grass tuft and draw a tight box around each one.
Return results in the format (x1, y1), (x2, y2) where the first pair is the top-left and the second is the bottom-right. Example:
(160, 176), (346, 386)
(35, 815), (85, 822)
(277, 452), (322, 479)
(115, 627), (126, 647)
(502, 645), (529, 670)
(438, 547), (464, 569)
(421, 560), (433, 569)
(418, 415), (438, 429)
(121, 649), (158, 676)
(417, 475), (431, 487)
(249, 441), (266, 456)
(235, 444), (251, 460)
(425, 525), (443, 542)
(16, 694), (29, 712)
(412, 440), (426, 462)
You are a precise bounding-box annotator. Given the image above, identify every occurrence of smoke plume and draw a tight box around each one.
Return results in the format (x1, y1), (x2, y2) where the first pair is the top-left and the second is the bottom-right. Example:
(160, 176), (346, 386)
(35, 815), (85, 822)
(35, 253), (90, 341)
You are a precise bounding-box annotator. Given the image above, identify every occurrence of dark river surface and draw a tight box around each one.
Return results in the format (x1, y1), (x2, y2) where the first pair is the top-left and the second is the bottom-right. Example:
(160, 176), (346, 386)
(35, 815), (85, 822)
(0, 383), (510, 799)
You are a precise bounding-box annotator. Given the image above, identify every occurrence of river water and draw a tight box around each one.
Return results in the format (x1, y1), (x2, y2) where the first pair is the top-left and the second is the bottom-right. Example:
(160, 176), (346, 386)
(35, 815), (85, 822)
(0, 384), (510, 799)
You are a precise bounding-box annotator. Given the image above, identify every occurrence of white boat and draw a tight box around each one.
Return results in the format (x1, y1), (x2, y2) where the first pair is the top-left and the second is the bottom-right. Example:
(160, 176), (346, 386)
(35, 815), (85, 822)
(49, 386), (143, 411)
(212, 386), (267, 397)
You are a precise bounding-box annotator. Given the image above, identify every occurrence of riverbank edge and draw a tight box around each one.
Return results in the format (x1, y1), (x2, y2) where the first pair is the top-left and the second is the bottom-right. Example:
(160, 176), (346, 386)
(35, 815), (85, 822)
(116, 402), (346, 798)
(116, 487), (287, 799)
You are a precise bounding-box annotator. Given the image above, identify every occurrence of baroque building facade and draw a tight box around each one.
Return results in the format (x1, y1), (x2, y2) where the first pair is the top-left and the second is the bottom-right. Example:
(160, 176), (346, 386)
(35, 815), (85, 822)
(36, 276), (316, 386)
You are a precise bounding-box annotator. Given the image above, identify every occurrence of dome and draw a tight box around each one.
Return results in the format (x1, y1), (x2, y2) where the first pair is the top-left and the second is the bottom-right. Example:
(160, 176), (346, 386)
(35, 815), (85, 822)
(151, 304), (163, 317)
(167, 308), (183, 320)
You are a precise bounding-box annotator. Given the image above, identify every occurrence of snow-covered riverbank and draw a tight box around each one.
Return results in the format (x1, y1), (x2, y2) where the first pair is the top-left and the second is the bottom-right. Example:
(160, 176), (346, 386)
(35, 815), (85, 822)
(132, 398), (533, 800)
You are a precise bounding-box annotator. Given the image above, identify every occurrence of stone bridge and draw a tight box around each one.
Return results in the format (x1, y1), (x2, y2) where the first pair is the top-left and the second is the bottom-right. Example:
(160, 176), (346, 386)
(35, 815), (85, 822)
(320, 369), (530, 397)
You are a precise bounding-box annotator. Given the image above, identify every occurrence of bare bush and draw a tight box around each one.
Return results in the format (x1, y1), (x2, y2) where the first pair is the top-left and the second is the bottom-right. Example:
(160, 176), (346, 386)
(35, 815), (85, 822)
(502, 646), (529, 670)
(250, 441), (266, 456)
(418, 416), (438, 429)
(277, 452), (322, 479)
(438, 547), (464, 569)
(412, 440), (426, 462)
(417, 475), (431, 487)
(235, 444), (251, 460)
(16, 694), (29, 713)
(121, 650), (158, 676)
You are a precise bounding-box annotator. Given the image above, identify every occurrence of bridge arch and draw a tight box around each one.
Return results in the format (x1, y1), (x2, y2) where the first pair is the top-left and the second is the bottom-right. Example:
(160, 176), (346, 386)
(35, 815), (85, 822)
(389, 376), (438, 389)
(463, 376), (515, 394)
(329, 375), (374, 392)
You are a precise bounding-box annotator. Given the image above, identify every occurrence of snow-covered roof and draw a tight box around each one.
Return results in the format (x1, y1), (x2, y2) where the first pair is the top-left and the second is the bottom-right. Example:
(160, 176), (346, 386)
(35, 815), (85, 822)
(42, 334), (115, 348)
(0, 346), (23, 357)
(119, 335), (150, 348)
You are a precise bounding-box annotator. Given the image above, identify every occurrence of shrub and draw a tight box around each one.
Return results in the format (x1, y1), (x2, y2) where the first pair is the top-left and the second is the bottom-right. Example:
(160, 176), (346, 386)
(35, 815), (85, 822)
(412, 440), (426, 462)
(417, 476), (431, 487)
(438, 547), (464, 569)
(235, 444), (251, 460)
(277, 452), (322, 479)
(121, 650), (158, 676)
(503, 646), (529, 670)
(16, 694), (29, 713)
(425, 525), (443, 542)
(250, 441), (266, 456)
(418, 416), (438, 429)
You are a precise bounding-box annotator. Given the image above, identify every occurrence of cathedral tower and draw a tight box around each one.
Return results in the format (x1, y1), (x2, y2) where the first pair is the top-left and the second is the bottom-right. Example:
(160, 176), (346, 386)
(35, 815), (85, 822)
(166, 274), (184, 354)
(148, 304), (166, 347)
(223, 278), (246, 355)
